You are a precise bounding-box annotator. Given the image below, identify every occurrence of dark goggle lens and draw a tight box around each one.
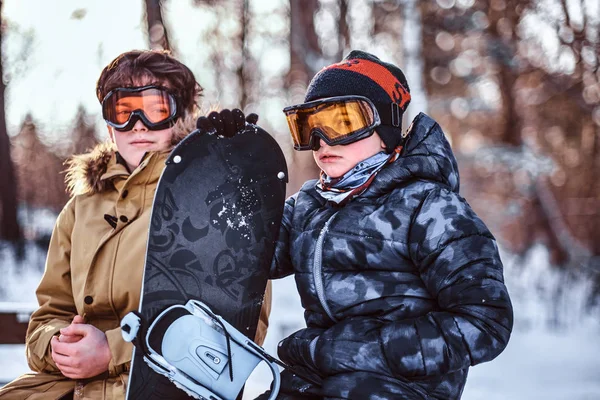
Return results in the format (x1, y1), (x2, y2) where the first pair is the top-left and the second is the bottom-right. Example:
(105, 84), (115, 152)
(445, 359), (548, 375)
(102, 87), (177, 128)
(284, 97), (379, 150)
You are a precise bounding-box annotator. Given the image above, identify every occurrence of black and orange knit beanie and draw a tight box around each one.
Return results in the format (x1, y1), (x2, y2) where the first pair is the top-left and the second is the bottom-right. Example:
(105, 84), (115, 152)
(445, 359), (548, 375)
(305, 50), (411, 152)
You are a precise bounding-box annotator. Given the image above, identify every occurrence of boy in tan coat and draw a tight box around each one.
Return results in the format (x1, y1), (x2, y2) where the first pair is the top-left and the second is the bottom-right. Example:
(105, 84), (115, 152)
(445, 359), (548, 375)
(0, 50), (270, 399)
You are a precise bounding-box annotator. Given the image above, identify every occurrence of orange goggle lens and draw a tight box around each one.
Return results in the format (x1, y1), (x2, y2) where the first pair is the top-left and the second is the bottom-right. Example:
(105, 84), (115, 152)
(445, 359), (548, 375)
(283, 96), (380, 150)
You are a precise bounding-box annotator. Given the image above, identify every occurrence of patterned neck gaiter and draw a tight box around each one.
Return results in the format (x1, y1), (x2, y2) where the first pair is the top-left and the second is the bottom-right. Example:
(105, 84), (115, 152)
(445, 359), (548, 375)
(316, 146), (402, 205)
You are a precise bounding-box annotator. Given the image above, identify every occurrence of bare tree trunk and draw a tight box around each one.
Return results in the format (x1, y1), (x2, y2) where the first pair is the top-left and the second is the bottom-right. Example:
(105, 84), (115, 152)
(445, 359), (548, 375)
(337, 0), (349, 60)
(402, 0), (427, 124)
(287, 0), (321, 195)
(0, 0), (22, 244)
(237, 0), (250, 109)
(487, 0), (522, 146)
(70, 105), (99, 155)
(144, 0), (173, 52)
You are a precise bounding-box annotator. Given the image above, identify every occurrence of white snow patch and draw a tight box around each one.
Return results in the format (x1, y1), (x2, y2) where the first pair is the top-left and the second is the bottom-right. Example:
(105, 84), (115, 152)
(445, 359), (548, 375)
(462, 323), (600, 400)
(0, 241), (45, 385)
(0, 345), (30, 384)
(0, 243), (44, 303)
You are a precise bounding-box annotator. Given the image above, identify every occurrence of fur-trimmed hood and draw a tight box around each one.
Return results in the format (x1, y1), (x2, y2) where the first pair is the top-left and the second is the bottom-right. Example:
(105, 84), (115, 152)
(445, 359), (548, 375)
(65, 114), (197, 197)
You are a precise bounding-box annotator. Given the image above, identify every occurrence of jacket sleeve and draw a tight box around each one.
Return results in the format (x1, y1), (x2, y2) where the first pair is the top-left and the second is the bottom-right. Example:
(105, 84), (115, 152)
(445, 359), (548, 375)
(269, 195), (296, 279)
(314, 187), (513, 378)
(105, 326), (132, 376)
(26, 199), (78, 373)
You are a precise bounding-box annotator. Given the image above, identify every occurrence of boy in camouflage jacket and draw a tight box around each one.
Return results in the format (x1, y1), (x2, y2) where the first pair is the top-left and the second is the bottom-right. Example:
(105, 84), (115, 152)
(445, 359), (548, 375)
(268, 50), (513, 399)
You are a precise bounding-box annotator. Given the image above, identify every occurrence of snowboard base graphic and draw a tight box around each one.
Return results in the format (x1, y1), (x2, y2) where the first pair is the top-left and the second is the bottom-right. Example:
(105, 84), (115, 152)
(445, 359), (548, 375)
(125, 125), (287, 399)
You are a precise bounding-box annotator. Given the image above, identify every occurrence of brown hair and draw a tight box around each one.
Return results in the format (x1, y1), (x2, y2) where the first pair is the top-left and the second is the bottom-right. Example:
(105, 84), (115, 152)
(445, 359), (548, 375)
(96, 50), (202, 115)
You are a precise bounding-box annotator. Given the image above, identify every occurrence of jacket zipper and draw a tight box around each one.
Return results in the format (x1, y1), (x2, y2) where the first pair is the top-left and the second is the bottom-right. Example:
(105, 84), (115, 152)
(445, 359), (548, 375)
(313, 212), (338, 323)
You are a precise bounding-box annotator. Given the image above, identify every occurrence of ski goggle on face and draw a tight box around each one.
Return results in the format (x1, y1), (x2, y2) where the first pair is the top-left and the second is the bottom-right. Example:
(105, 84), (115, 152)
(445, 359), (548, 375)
(283, 95), (381, 151)
(102, 85), (180, 131)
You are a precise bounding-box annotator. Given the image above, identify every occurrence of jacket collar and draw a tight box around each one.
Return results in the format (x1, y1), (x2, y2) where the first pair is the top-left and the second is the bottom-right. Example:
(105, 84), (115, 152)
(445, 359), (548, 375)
(100, 150), (169, 190)
(362, 113), (461, 198)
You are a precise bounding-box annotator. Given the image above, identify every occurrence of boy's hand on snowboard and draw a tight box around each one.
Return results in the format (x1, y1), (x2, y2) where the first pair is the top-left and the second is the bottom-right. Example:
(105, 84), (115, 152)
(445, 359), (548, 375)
(196, 108), (259, 137)
(50, 321), (112, 379)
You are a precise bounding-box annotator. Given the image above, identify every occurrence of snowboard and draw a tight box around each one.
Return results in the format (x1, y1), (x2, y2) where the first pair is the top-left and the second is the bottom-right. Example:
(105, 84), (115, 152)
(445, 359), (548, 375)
(125, 124), (288, 399)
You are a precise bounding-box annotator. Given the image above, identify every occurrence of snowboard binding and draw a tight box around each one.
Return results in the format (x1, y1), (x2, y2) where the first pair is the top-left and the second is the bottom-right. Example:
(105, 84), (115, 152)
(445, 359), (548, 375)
(121, 300), (280, 400)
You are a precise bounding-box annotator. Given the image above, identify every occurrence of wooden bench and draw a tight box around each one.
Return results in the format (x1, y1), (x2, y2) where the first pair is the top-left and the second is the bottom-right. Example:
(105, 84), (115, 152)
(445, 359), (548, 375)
(0, 302), (37, 344)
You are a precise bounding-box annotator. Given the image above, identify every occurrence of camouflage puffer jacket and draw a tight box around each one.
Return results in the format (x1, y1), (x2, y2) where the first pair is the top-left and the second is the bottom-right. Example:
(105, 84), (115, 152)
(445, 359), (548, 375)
(270, 113), (513, 400)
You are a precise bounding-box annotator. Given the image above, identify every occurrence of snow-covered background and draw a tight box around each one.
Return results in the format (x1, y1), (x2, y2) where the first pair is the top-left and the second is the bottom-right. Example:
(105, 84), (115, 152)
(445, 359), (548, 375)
(2, 232), (600, 398)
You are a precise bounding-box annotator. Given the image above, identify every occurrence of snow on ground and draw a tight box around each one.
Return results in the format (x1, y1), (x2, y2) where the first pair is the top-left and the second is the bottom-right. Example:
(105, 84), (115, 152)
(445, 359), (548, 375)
(461, 246), (600, 399)
(0, 346), (30, 385)
(0, 241), (44, 385)
(1, 243), (599, 398)
(462, 322), (600, 400)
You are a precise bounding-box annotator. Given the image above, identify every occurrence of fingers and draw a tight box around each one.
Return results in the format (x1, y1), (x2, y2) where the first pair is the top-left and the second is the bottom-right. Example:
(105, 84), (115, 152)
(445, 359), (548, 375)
(55, 316), (85, 343)
(231, 109), (246, 131)
(51, 336), (78, 376)
(196, 116), (214, 133)
(60, 323), (90, 337)
(52, 348), (75, 368)
(245, 112), (259, 125)
(52, 352), (85, 380)
(59, 333), (83, 343)
(53, 323), (94, 353)
(196, 109), (258, 137)
(219, 109), (236, 137)
(56, 366), (82, 379)
(51, 336), (73, 357)
(208, 111), (224, 134)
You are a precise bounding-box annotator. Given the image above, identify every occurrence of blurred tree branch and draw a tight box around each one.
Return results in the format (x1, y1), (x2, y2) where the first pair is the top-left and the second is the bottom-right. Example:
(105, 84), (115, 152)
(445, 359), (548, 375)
(420, 0), (599, 267)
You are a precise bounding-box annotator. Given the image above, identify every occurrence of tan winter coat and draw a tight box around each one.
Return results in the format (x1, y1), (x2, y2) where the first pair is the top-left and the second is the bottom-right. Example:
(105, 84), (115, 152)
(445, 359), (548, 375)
(0, 140), (272, 399)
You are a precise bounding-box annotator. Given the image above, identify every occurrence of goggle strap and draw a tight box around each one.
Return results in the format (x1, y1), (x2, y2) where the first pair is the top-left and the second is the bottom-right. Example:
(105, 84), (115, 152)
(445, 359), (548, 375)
(391, 103), (401, 127)
(377, 102), (402, 128)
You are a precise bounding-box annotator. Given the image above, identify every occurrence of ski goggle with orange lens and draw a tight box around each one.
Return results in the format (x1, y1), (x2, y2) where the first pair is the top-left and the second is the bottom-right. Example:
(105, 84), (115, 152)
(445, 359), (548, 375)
(102, 86), (181, 131)
(283, 95), (381, 151)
